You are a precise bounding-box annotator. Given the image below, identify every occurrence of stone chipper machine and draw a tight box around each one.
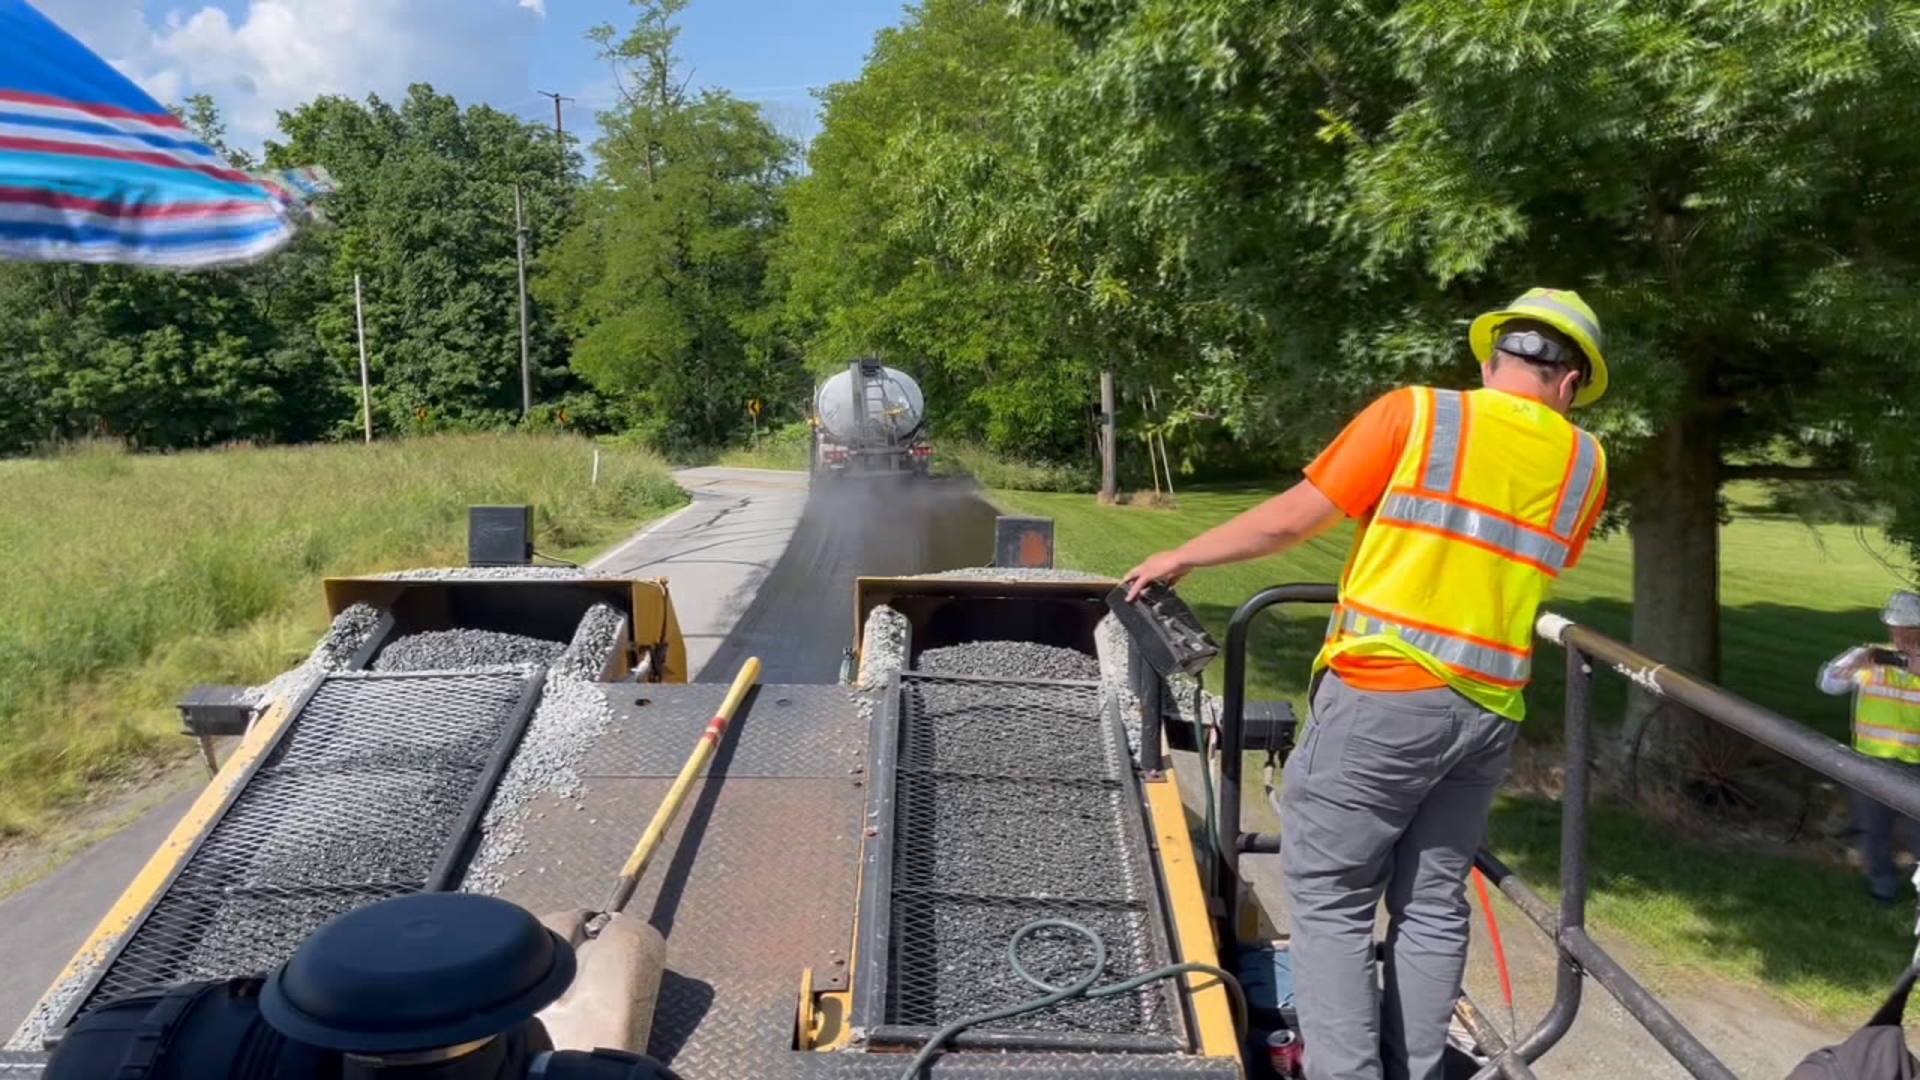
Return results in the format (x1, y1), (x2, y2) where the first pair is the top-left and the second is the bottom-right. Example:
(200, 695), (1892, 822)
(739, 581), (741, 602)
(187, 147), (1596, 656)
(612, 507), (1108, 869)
(8, 510), (1897, 1080)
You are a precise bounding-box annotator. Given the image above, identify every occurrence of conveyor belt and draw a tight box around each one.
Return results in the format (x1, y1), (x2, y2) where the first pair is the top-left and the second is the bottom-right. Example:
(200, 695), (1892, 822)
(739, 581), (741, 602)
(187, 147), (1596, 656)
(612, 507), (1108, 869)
(55, 667), (544, 1033)
(489, 682), (1236, 1080)
(853, 673), (1186, 1053)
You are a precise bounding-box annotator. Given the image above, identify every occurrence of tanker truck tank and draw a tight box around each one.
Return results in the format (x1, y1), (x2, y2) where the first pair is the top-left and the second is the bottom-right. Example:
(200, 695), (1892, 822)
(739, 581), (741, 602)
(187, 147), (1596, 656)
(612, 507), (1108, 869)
(809, 360), (932, 480)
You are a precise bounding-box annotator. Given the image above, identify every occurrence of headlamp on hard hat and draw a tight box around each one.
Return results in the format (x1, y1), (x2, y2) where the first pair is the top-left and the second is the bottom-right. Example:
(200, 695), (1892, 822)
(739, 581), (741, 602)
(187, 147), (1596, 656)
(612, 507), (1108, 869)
(1495, 322), (1591, 389)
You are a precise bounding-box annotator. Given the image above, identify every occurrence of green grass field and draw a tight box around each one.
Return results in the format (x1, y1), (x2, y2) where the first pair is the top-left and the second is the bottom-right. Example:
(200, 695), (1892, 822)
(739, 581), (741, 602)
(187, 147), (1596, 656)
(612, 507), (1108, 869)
(991, 482), (1915, 1020)
(0, 435), (684, 839)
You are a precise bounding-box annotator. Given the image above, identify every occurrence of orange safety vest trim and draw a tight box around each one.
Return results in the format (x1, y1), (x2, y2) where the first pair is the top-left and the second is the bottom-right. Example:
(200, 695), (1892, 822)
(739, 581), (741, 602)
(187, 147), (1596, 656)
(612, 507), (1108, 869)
(1854, 660), (1920, 764)
(1314, 387), (1605, 721)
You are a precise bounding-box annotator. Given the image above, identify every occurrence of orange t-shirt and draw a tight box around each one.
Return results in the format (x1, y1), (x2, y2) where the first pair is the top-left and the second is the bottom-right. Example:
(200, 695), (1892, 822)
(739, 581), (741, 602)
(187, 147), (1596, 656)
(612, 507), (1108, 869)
(1301, 387), (1607, 693)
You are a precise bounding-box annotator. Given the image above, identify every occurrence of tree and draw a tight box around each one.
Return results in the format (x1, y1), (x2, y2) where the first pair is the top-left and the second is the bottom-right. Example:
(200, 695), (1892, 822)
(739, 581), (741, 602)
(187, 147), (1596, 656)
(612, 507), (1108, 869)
(774, 0), (1101, 461)
(266, 85), (586, 435)
(537, 0), (803, 450)
(891, 0), (1920, 790)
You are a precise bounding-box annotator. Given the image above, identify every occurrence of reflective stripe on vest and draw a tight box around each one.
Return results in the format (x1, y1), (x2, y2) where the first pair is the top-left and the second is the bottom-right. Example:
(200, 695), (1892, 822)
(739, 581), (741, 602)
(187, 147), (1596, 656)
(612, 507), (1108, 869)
(1855, 663), (1920, 763)
(1376, 493), (1572, 574)
(1335, 606), (1529, 686)
(1316, 387), (1605, 719)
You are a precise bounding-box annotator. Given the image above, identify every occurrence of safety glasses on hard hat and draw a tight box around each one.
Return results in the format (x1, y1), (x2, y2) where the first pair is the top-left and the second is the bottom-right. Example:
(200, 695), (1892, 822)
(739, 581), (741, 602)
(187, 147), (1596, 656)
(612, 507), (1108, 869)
(1496, 327), (1592, 389)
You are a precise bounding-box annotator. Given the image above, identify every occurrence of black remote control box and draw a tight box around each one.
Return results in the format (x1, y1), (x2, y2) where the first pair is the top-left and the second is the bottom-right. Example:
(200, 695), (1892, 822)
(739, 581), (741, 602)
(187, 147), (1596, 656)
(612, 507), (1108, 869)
(1105, 580), (1220, 678)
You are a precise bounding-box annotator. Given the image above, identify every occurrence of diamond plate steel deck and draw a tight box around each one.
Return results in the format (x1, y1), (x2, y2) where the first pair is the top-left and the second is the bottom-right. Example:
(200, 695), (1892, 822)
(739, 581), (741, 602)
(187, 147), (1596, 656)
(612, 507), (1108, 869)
(588, 684), (866, 779)
(853, 674), (1185, 1054)
(486, 683), (1237, 1080)
(60, 668), (543, 1031)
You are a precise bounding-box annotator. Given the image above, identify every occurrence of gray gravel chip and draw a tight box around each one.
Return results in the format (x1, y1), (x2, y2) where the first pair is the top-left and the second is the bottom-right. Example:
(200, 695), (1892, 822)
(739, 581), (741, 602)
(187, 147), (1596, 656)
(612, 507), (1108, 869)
(916, 640), (1101, 682)
(377, 566), (588, 581)
(551, 603), (624, 683)
(892, 774), (1137, 899)
(891, 901), (1165, 1035)
(372, 629), (566, 672)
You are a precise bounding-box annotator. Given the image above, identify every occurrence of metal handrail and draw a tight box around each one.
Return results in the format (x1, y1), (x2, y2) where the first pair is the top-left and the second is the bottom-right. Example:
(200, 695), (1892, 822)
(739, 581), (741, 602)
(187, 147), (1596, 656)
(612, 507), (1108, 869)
(1212, 584), (1920, 1079)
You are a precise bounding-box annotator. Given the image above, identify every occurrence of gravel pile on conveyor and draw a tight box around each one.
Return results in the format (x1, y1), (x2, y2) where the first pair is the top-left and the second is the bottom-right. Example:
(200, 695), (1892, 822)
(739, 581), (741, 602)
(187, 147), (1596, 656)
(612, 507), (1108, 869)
(376, 566), (588, 580)
(893, 775), (1135, 897)
(311, 603), (384, 670)
(917, 640), (1100, 682)
(550, 603), (626, 683)
(913, 566), (1108, 582)
(458, 603), (626, 895)
(372, 629), (567, 672)
(238, 603), (387, 725)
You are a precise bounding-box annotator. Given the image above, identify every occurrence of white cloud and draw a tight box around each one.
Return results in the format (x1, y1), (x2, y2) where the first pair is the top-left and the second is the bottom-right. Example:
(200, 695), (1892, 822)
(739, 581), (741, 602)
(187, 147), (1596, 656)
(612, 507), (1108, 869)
(32, 0), (548, 149)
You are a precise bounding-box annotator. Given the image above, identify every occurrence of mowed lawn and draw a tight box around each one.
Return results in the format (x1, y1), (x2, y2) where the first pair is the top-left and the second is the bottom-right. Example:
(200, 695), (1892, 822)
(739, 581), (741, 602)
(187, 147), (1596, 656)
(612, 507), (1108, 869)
(991, 482), (1917, 1021)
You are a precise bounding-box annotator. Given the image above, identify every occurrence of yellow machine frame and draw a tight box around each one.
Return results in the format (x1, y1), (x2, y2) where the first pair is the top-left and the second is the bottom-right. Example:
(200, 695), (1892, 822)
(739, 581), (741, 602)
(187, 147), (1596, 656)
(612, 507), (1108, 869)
(323, 575), (690, 684)
(33, 573), (1238, 1068)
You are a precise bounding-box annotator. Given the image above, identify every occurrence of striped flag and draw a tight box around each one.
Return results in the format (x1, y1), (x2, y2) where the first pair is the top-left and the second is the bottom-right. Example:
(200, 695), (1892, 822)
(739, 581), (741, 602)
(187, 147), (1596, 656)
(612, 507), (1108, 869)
(0, 0), (335, 270)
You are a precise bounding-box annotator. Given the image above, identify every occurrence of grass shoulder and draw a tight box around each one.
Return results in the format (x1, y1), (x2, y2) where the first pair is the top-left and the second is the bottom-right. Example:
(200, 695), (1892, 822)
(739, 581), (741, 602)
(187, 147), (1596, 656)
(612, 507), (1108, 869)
(0, 434), (686, 840)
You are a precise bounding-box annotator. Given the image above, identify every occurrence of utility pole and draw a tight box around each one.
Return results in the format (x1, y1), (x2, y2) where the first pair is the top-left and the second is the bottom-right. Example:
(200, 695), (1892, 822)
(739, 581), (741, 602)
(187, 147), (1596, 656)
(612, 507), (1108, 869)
(537, 90), (574, 182)
(1099, 370), (1117, 504)
(515, 183), (532, 420)
(354, 273), (371, 444)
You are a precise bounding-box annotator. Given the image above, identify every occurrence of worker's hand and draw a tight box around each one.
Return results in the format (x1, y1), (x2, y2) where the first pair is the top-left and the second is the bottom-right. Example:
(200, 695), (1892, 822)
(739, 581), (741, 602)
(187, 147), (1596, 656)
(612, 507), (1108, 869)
(1123, 551), (1192, 600)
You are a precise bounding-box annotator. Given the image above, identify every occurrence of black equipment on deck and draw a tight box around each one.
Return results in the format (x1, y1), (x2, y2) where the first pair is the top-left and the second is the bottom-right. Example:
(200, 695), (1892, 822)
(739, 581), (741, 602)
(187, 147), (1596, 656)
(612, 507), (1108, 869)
(1104, 582), (1218, 678)
(470, 506), (535, 567)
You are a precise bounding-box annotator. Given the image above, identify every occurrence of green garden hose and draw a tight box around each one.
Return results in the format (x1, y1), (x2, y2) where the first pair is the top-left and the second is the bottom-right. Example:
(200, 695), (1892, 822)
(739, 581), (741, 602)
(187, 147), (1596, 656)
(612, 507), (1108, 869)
(894, 918), (1249, 1080)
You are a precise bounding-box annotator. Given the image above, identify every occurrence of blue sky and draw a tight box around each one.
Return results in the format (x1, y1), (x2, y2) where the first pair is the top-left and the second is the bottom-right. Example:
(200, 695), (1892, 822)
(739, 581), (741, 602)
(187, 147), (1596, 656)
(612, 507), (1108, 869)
(34, 0), (914, 154)
(528, 0), (911, 149)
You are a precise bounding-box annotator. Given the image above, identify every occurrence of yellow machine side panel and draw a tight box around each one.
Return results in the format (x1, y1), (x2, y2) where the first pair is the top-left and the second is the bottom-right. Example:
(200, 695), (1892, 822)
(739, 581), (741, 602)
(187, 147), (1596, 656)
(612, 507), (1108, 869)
(31, 686), (304, 1020)
(1144, 772), (1240, 1060)
(631, 580), (688, 683)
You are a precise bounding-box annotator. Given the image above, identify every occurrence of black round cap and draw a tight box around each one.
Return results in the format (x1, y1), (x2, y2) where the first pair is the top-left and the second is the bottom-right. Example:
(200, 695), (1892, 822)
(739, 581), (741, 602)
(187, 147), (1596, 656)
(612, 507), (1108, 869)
(259, 893), (576, 1054)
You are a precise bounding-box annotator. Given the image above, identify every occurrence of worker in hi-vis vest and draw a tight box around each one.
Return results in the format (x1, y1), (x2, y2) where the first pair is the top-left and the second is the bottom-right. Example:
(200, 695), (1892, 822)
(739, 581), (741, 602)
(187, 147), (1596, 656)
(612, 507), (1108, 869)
(1818, 590), (1920, 907)
(1125, 288), (1609, 1080)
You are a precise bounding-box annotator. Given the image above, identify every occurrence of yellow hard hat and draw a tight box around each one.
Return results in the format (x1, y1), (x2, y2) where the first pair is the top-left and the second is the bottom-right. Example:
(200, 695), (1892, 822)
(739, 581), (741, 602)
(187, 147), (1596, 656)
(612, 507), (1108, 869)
(1469, 288), (1609, 408)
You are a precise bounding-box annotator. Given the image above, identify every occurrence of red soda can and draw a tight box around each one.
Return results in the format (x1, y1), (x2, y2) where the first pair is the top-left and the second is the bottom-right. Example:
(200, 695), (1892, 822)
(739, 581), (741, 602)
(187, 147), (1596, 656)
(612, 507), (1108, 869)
(1266, 1029), (1304, 1077)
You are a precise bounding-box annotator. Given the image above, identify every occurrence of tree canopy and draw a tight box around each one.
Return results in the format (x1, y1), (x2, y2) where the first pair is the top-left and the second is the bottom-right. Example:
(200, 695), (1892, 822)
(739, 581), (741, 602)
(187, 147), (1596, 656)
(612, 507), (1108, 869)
(807, 0), (1920, 780)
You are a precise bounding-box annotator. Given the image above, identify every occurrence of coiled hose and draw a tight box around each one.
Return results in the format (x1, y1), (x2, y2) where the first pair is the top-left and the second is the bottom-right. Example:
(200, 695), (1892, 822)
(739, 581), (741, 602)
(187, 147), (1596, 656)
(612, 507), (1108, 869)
(894, 918), (1248, 1080)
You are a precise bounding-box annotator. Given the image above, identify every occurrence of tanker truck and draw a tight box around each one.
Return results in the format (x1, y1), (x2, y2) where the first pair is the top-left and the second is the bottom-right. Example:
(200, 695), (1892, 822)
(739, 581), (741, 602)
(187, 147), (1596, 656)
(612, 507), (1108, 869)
(808, 359), (933, 480)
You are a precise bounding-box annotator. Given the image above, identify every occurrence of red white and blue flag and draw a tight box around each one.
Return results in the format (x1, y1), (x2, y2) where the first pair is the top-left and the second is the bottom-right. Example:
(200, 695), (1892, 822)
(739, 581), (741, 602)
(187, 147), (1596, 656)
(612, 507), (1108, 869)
(0, 0), (334, 270)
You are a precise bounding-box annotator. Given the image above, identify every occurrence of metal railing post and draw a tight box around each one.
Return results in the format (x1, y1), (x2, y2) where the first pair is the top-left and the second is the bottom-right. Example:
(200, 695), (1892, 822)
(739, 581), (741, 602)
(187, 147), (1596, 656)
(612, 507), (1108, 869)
(1508, 646), (1591, 1063)
(1218, 584), (1337, 930)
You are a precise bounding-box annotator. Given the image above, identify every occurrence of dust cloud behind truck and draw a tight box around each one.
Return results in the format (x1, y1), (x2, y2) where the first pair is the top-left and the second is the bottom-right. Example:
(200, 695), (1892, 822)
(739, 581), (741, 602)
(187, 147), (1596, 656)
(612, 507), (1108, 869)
(809, 360), (933, 479)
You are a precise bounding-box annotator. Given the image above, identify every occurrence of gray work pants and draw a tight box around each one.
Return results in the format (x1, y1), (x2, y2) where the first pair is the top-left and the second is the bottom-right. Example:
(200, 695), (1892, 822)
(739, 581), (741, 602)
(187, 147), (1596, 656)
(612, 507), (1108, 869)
(1850, 768), (1920, 902)
(1280, 672), (1518, 1080)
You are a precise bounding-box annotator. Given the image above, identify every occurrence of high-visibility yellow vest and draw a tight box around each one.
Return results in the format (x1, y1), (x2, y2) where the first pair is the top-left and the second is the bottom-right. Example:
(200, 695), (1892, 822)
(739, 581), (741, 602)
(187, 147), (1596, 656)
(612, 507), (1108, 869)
(1314, 387), (1606, 721)
(1853, 658), (1920, 764)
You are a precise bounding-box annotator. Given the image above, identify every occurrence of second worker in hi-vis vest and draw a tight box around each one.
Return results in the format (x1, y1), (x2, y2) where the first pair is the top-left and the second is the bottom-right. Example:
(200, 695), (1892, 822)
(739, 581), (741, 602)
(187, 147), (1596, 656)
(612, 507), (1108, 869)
(1125, 288), (1611, 1080)
(1818, 590), (1920, 907)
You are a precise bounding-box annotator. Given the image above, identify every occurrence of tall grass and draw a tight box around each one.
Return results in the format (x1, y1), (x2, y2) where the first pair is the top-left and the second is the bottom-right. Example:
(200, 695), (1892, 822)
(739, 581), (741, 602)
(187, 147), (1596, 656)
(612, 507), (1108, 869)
(0, 435), (684, 837)
(711, 420), (812, 472)
(938, 442), (1093, 493)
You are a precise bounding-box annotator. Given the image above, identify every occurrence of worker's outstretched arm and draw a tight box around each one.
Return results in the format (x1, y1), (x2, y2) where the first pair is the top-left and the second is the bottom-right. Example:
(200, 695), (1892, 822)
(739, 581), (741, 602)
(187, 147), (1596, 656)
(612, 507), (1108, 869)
(1818, 647), (1871, 696)
(1123, 479), (1343, 599)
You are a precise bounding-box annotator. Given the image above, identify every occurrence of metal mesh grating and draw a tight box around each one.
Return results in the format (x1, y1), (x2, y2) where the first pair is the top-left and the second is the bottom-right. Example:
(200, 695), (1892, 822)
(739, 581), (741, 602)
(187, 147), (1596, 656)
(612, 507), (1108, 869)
(872, 674), (1181, 1046)
(70, 669), (539, 1021)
